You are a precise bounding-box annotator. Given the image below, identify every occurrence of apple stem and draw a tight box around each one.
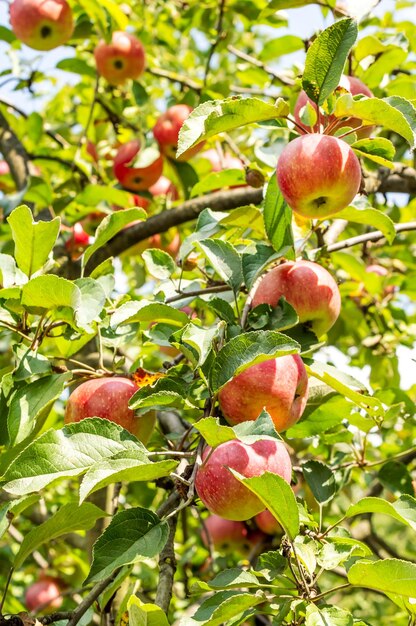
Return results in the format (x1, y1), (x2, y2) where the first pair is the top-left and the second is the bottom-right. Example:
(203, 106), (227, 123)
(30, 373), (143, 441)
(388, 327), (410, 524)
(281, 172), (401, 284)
(337, 125), (367, 139)
(284, 115), (311, 135)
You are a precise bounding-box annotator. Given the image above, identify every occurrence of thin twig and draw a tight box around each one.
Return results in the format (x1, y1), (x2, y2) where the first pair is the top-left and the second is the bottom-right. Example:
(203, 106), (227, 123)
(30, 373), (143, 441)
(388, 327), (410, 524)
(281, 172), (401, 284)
(203, 0), (227, 88)
(66, 572), (118, 626)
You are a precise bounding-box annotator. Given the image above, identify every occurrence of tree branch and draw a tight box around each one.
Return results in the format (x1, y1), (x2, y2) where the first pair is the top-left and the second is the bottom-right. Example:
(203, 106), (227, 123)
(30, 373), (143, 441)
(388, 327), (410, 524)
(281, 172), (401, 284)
(0, 109), (30, 191)
(364, 163), (416, 195)
(323, 221), (416, 254)
(227, 45), (295, 86)
(65, 572), (118, 626)
(155, 515), (178, 614)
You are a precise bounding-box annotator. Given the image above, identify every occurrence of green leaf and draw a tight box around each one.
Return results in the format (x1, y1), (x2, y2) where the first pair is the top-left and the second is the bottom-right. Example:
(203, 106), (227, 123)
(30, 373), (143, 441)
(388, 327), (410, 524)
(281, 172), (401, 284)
(302, 460), (337, 504)
(192, 569), (261, 593)
(344, 495), (416, 531)
(0, 254), (27, 289)
(56, 58), (96, 77)
(197, 239), (243, 294)
(335, 205), (396, 244)
(378, 461), (414, 496)
(111, 300), (189, 329)
(194, 417), (236, 447)
(232, 471), (299, 540)
(260, 35), (304, 61)
(305, 362), (384, 419)
(14, 502), (106, 568)
(351, 137), (395, 168)
(191, 170), (246, 197)
(263, 176), (294, 259)
(241, 243), (280, 291)
(86, 507), (169, 583)
(334, 95), (416, 148)
(99, 0), (129, 29)
(210, 330), (300, 392)
(7, 205), (60, 277)
(2, 418), (146, 495)
(128, 596), (170, 626)
(305, 605), (353, 626)
(317, 540), (371, 570)
(142, 248), (176, 280)
(178, 590), (266, 626)
(8, 372), (72, 446)
(21, 275), (82, 312)
(177, 97), (289, 158)
(302, 18), (358, 105)
(348, 559), (416, 597)
(286, 395), (353, 438)
(129, 377), (192, 416)
(257, 551), (287, 577)
(80, 452), (177, 503)
(75, 185), (132, 208)
(74, 277), (107, 331)
(82, 208), (146, 268)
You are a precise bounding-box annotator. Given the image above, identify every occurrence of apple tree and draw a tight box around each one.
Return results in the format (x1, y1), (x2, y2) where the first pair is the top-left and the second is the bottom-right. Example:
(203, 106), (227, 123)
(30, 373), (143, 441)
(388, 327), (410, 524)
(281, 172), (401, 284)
(0, 0), (415, 625)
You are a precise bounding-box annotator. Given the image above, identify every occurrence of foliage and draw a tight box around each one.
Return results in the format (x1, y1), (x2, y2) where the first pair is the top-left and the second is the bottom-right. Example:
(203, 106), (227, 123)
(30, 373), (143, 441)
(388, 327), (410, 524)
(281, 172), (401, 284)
(0, 1), (415, 626)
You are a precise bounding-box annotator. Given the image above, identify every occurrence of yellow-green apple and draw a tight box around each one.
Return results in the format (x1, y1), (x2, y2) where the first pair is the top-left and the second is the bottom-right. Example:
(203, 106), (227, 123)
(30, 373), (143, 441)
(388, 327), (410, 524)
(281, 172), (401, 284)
(218, 355), (308, 432)
(153, 104), (204, 161)
(94, 31), (145, 85)
(25, 575), (62, 612)
(9, 0), (73, 50)
(276, 133), (361, 219)
(255, 509), (282, 535)
(251, 260), (341, 337)
(113, 140), (164, 191)
(201, 515), (249, 552)
(64, 377), (155, 445)
(195, 437), (292, 520)
(64, 223), (90, 260)
(294, 75), (374, 137)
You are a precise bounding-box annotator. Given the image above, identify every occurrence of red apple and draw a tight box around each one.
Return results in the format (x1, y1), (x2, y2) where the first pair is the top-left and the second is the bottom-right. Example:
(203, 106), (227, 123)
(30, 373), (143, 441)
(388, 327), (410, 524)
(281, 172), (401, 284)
(276, 134), (361, 219)
(195, 437), (292, 521)
(10, 0), (73, 50)
(294, 75), (374, 137)
(148, 229), (181, 259)
(149, 175), (179, 200)
(64, 377), (155, 444)
(218, 355), (308, 432)
(64, 223), (90, 260)
(251, 260), (341, 337)
(201, 515), (249, 552)
(94, 31), (146, 85)
(113, 140), (164, 192)
(202, 149), (244, 172)
(25, 576), (62, 613)
(255, 509), (282, 535)
(153, 104), (204, 161)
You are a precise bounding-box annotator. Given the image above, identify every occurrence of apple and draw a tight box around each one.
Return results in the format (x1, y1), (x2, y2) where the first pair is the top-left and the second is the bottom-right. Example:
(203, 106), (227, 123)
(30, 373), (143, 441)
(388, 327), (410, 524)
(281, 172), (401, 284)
(153, 104), (204, 161)
(64, 223), (90, 260)
(254, 509), (282, 535)
(10, 0), (73, 50)
(251, 260), (341, 337)
(201, 515), (249, 552)
(195, 437), (292, 520)
(149, 175), (179, 200)
(148, 229), (181, 259)
(25, 575), (62, 612)
(64, 377), (155, 444)
(94, 31), (146, 85)
(218, 355), (308, 432)
(113, 140), (164, 192)
(294, 75), (374, 137)
(276, 133), (361, 219)
(202, 149), (244, 172)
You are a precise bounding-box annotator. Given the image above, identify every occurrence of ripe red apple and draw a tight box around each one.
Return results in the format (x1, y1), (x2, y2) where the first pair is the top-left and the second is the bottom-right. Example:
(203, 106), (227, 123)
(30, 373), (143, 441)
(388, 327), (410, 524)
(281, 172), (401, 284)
(202, 149), (244, 172)
(276, 134), (361, 219)
(255, 509), (282, 535)
(148, 229), (181, 259)
(149, 175), (179, 200)
(195, 438), (292, 520)
(218, 355), (308, 432)
(64, 377), (155, 444)
(10, 0), (73, 50)
(201, 515), (249, 552)
(294, 75), (374, 137)
(25, 576), (62, 613)
(64, 223), (90, 260)
(153, 105), (204, 161)
(94, 31), (146, 85)
(251, 260), (341, 337)
(113, 140), (164, 192)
